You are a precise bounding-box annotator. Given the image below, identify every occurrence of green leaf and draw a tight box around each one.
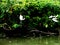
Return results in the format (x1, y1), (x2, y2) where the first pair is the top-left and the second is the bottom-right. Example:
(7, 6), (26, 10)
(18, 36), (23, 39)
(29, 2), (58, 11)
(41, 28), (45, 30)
(0, 14), (4, 18)
(12, 24), (20, 28)
(25, 15), (30, 19)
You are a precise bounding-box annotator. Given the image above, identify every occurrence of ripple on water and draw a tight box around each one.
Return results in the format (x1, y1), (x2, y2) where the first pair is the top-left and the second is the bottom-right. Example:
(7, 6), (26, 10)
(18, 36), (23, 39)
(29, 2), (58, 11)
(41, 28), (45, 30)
(9, 41), (12, 43)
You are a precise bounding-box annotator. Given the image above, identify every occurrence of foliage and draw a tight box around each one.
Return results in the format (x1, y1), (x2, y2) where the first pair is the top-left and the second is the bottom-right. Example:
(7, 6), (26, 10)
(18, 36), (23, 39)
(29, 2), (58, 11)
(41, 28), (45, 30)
(12, 23), (20, 29)
(0, 0), (60, 31)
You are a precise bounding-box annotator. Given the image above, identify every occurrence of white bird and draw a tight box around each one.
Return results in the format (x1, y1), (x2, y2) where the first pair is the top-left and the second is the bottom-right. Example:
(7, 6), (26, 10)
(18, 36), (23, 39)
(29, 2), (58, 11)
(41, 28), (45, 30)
(19, 14), (25, 20)
(49, 14), (58, 18)
(49, 15), (55, 18)
(52, 18), (58, 22)
(49, 14), (59, 22)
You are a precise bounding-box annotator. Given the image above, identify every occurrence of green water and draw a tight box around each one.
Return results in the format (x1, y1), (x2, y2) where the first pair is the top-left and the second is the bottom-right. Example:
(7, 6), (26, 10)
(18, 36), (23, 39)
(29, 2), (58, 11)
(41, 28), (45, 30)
(0, 36), (60, 45)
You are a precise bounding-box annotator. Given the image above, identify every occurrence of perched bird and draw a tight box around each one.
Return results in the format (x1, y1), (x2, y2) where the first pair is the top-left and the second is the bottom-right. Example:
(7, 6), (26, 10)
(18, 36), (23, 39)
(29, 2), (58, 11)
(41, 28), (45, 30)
(19, 14), (25, 21)
(49, 14), (58, 22)
(52, 18), (58, 22)
(49, 14), (58, 18)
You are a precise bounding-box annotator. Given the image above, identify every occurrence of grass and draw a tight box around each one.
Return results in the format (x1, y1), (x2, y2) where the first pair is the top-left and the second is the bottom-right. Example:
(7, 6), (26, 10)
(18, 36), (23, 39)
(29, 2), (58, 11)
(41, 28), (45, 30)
(0, 36), (60, 45)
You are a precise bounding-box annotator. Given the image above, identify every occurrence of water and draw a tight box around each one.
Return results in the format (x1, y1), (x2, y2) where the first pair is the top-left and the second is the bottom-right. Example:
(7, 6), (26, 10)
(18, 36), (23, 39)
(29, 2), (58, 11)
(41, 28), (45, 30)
(0, 36), (60, 45)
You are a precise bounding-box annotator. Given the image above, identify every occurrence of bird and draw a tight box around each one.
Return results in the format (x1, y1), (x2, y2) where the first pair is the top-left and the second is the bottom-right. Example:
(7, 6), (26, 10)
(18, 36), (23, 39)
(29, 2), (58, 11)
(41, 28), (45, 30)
(19, 14), (25, 21)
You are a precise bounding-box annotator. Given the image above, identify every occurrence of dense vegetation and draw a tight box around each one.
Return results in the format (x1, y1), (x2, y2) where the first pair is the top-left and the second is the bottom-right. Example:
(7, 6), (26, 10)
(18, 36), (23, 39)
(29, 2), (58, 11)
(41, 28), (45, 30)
(0, 0), (60, 37)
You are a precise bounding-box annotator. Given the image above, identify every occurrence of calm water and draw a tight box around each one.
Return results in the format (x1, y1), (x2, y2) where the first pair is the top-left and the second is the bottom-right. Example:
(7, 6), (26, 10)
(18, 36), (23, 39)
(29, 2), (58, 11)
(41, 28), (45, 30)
(0, 36), (60, 45)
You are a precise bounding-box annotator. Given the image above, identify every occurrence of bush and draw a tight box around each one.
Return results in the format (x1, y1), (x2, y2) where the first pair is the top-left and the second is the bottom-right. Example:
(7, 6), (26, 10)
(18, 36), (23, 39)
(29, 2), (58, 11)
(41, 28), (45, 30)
(0, 0), (60, 36)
